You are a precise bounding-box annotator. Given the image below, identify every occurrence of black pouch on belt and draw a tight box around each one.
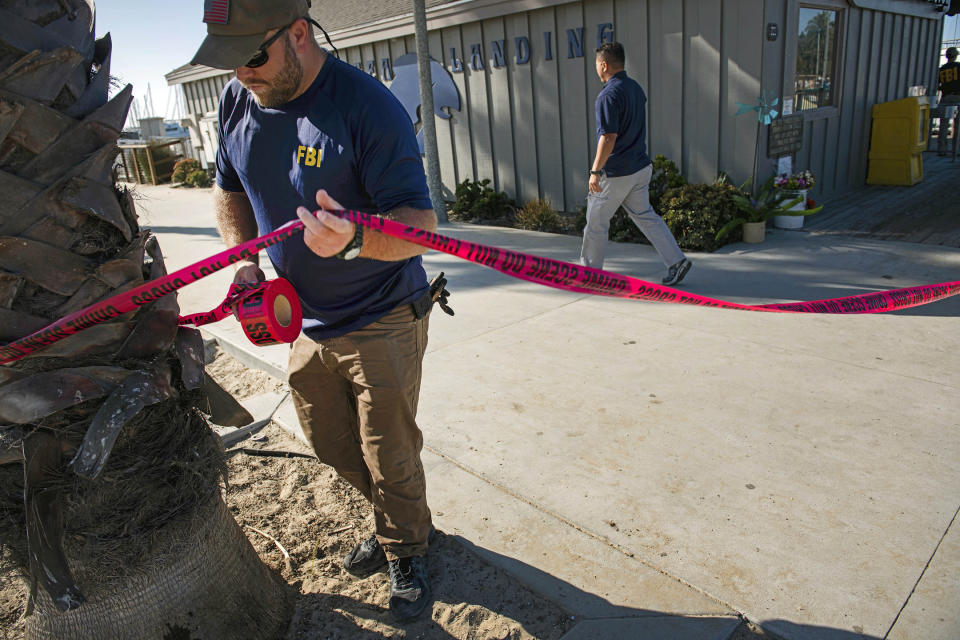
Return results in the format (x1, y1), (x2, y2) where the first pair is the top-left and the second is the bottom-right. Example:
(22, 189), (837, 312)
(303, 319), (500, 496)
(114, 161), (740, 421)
(411, 290), (433, 319)
(411, 272), (454, 319)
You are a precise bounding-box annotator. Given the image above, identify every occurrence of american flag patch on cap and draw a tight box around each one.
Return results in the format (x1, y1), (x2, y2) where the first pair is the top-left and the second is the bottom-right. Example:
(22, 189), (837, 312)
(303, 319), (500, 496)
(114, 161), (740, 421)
(204, 0), (230, 24)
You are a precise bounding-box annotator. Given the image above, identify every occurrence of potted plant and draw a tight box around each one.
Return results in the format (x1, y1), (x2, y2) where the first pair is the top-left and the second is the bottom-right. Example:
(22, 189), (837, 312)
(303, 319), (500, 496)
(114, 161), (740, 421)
(715, 176), (806, 244)
(772, 170), (821, 229)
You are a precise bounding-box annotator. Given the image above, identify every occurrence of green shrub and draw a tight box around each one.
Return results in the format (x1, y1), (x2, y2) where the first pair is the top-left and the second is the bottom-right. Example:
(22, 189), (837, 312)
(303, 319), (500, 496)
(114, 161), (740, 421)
(185, 169), (212, 188)
(450, 178), (515, 225)
(516, 198), (562, 233)
(172, 158), (202, 184)
(660, 182), (742, 251)
(650, 154), (686, 210)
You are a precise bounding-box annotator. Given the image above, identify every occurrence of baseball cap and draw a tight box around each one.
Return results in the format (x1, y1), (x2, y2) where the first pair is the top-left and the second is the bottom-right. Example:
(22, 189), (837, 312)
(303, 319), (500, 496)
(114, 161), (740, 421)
(948, 47), (959, 58)
(191, 0), (310, 69)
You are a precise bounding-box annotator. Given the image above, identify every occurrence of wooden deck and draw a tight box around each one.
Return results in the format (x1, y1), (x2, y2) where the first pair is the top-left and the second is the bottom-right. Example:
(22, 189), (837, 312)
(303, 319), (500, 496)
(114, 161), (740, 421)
(806, 151), (960, 248)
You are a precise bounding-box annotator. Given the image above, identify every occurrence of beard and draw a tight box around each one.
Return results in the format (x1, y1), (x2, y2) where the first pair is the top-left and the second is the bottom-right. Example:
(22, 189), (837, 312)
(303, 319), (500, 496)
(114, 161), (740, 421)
(243, 37), (303, 108)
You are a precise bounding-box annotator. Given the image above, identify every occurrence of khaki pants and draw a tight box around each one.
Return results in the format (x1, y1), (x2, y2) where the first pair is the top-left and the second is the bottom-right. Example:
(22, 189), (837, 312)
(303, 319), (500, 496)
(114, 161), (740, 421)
(288, 303), (431, 559)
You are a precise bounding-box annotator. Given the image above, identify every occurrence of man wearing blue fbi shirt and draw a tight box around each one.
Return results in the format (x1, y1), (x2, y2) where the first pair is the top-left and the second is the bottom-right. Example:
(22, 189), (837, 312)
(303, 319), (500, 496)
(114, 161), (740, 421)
(191, 0), (437, 621)
(937, 46), (960, 154)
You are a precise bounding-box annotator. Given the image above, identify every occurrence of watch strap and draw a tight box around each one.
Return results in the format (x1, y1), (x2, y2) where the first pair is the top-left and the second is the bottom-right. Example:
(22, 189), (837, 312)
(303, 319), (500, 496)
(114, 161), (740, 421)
(334, 222), (363, 260)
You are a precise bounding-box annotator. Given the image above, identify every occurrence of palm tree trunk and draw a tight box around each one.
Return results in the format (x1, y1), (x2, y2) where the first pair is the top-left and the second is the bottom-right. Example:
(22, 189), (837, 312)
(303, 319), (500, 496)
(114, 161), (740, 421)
(0, 2), (291, 637)
(25, 498), (289, 640)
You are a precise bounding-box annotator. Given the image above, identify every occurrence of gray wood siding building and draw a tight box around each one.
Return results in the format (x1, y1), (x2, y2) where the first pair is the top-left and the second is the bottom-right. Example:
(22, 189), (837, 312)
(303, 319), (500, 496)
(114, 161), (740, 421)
(168, 0), (947, 210)
(165, 65), (233, 166)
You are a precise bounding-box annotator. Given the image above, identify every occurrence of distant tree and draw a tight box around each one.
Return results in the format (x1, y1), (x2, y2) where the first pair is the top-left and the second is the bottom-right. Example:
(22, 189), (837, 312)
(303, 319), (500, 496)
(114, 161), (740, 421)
(797, 9), (836, 99)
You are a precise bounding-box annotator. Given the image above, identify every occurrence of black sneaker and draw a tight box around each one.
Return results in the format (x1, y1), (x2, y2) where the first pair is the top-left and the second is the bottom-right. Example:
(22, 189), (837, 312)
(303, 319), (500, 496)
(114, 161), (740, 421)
(388, 555), (432, 622)
(342, 527), (437, 578)
(341, 533), (387, 577)
(662, 258), (692, 286)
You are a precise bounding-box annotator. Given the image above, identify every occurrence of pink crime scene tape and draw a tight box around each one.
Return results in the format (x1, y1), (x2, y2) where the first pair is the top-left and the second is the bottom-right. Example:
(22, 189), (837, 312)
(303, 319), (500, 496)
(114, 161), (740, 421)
(0, 211), (957, 366)
(0, 219), (303, 365)
(334, 209), (960, 314)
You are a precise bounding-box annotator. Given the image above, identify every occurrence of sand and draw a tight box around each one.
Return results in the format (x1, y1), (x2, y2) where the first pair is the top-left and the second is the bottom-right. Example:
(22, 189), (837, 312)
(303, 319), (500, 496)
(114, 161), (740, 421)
(0, 345), (573, 640)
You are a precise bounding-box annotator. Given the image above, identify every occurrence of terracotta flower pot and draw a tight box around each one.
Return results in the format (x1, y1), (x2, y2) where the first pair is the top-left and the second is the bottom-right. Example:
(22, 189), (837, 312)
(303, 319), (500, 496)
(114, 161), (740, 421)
(742, 221), (766, 243)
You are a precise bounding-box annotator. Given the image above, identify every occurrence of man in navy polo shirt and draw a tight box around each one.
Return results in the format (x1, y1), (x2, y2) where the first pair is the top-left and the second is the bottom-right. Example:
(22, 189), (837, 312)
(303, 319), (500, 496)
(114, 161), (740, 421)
(937, 47), (960, 154)
(581, 42), (691, 286)
(191, 0), (436, 622)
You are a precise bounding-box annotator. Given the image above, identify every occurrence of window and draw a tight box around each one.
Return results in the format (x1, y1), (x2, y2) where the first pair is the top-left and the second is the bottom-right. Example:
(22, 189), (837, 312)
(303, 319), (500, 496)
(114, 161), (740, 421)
(795, 7), (839, 111)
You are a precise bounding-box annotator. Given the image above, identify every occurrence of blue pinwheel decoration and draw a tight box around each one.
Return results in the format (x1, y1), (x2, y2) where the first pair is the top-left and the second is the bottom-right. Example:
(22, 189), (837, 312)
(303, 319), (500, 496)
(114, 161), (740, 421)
(736, 90), (779, 125)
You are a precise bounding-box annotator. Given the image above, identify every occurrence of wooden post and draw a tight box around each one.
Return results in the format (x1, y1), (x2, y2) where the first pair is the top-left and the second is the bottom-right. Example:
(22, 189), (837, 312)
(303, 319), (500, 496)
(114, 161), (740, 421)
(119, 150), (131, 182)
(145, 145), (158, 185)
(129, 149), (142, 184)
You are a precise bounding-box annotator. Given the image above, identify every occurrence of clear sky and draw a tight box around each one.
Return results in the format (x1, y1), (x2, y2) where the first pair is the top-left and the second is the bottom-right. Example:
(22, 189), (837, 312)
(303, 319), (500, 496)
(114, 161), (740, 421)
(96, 0), (208, 125)
(945, 14), (960, 44)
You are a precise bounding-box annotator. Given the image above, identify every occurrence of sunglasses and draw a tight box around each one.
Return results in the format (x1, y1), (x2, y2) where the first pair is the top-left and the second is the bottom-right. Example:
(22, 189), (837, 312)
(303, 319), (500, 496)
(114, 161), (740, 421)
(244, 22), (293, 68)
(242, 18), (340, 69)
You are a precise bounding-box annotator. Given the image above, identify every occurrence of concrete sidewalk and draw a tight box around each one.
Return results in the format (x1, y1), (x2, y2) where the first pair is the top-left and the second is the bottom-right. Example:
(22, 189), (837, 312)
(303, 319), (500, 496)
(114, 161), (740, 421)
(135, 184), (960, 640)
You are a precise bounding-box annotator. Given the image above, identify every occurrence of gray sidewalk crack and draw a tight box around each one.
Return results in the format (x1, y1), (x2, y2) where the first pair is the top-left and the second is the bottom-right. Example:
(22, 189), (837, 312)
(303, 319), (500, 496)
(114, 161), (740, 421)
(883, 501), (960, 639)
(563, 612), (744, 622)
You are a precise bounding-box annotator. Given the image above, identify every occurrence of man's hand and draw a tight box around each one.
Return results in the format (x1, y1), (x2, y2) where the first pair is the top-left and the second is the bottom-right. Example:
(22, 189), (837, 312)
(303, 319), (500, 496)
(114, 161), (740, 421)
(229, 260), (265, 319)
(296, 189), (356, 258)
(233, 260), (265, 285)
(588, 173), (602, 194)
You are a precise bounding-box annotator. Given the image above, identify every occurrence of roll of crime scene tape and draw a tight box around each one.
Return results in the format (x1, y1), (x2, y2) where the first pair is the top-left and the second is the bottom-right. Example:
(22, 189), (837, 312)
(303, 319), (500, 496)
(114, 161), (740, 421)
(177, 278), (302, 346)
(233, 278), (302, 346)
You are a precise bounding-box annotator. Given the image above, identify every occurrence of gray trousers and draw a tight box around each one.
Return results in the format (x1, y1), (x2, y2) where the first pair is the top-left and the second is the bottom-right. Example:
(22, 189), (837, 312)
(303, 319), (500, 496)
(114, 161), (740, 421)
(937, 95), (960, 154)
(580, 164), (685, 270)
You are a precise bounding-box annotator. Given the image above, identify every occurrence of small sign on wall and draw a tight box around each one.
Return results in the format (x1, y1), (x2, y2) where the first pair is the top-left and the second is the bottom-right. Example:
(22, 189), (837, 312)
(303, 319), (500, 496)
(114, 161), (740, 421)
(767, 114), (804, 158)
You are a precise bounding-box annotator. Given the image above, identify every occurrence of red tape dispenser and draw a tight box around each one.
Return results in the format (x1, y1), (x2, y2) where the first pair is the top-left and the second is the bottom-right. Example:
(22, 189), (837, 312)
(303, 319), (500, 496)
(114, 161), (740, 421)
(179, 278), (302, 346)
(235, 278), (302, 345)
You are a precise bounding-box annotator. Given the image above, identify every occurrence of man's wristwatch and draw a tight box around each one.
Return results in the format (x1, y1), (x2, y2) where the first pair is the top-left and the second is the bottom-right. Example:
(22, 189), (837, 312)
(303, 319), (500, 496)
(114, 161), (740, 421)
(334, 223), (364, 260)
(589, 170), (603, 176)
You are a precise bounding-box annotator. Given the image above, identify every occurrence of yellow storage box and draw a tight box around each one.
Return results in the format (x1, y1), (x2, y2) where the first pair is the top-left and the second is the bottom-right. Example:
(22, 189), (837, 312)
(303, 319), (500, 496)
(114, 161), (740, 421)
(867, 96), (929, 186)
